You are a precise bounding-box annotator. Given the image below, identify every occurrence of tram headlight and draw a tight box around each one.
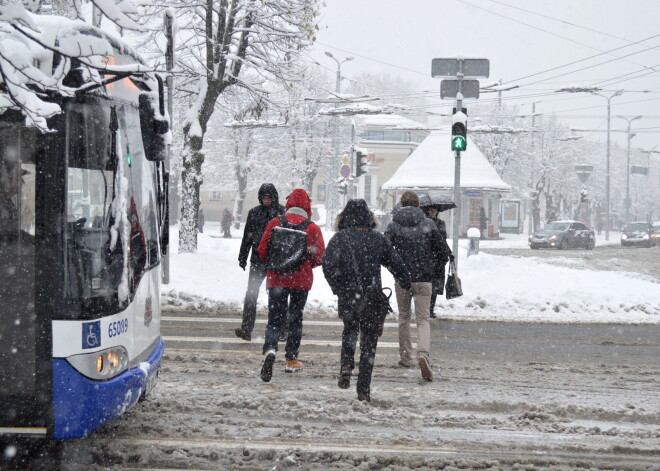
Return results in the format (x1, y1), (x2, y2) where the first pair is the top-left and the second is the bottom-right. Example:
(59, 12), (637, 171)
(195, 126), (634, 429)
(67, 346), (129, 380)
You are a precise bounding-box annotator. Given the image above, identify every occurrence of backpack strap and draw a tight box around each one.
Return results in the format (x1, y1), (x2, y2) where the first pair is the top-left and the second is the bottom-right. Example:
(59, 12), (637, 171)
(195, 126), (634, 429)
(295, 219), (313, 231)
(278, 215), (289, 229)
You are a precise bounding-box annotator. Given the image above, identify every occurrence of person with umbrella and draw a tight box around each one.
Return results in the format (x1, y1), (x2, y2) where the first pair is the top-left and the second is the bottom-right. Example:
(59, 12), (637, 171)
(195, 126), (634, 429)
(419, 193), (453, 319)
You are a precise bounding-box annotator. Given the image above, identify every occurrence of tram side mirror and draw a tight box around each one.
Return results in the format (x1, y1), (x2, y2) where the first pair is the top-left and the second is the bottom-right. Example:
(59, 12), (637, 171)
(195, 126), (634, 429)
(139, 75), (169, 162)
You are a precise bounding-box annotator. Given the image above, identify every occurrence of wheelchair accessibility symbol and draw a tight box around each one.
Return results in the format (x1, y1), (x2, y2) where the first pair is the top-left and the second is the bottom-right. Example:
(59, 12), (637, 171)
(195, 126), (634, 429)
(82, 321), (101, 349)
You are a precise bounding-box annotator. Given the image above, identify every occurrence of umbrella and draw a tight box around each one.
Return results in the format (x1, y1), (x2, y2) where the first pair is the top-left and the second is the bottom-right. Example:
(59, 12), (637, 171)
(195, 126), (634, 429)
(417, 192), (456, 213)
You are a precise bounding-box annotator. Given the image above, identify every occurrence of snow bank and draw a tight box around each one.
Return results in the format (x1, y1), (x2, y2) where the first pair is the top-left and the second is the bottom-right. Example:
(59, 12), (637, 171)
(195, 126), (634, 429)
(164, 223), (660, 324)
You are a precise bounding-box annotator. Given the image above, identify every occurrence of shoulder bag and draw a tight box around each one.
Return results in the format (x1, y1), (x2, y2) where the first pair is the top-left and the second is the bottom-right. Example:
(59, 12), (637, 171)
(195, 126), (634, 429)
(445, 256), (463, 299)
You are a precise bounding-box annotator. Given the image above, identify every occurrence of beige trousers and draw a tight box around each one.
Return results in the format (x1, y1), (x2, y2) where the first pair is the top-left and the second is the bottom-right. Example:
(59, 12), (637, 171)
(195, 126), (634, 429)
(395, 281), (432, 362)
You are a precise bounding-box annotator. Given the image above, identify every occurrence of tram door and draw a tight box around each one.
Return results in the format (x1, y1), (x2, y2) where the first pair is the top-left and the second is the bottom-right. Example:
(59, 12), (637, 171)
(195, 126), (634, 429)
(0, 122), (48, 436)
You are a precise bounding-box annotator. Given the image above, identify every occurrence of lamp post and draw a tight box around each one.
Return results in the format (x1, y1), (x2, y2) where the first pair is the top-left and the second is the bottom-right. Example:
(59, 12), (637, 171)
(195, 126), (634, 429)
(556, 87), (623, 240)
(616, 115), (642, 225)
(324, 52), (353, 222)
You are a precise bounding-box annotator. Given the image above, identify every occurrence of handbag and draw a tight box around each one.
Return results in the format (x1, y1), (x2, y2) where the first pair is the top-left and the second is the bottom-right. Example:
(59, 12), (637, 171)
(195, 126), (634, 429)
(344, 232), (393, 336)
(445, 257), (463, 300)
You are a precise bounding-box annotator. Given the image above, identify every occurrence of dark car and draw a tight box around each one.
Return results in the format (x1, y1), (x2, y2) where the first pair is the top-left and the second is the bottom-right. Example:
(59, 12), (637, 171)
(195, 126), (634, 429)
(528, 220), (595, 250)
(620, 221), (656, 248)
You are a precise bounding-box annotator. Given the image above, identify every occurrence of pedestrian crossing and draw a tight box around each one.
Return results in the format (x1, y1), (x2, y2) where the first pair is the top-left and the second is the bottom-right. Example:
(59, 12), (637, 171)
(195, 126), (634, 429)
(161, 315), (416, 351)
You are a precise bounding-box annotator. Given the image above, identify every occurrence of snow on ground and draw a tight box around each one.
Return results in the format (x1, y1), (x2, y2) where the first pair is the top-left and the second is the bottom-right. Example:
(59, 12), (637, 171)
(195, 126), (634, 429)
(164, 222), (659, 324)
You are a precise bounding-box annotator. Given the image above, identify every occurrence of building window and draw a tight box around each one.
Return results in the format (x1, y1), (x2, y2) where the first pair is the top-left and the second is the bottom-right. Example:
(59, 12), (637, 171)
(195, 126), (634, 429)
(211, 191), (222, 201)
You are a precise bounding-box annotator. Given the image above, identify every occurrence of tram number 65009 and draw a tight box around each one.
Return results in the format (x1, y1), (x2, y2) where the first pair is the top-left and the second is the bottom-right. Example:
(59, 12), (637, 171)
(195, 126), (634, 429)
(108, 318), (129, 338)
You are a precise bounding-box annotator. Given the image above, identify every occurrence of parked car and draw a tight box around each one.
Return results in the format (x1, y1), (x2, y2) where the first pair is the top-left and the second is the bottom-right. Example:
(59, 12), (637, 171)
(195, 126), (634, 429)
(620, 221), (656, 248)
(528, 220), (595, 250)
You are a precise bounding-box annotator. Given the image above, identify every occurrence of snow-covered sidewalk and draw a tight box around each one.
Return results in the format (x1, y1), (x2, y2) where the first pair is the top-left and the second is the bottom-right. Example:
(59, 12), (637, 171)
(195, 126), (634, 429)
(164, 223), (659, 324)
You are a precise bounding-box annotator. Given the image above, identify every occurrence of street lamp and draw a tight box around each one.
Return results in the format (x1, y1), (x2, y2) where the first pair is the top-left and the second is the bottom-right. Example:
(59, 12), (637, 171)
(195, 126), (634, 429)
(556, 87), (623, 240)
(616, 114), (642, 225)
(324, 52), (354, 222)
(324, 51), (354, 95)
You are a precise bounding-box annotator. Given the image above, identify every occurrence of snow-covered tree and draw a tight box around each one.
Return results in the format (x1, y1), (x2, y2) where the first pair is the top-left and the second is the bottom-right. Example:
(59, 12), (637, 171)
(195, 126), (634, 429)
(136, 0), (320, 253)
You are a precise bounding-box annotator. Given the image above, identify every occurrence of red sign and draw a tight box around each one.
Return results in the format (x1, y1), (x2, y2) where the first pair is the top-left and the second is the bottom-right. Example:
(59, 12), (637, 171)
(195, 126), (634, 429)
(340, 165), (350, 178)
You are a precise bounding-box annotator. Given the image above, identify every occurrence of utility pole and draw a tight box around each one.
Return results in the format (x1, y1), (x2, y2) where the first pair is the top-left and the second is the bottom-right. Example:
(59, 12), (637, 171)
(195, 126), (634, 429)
(528, 102), (538, 235)
(617, 115), (642, 225)
(162, 10), (174, 284)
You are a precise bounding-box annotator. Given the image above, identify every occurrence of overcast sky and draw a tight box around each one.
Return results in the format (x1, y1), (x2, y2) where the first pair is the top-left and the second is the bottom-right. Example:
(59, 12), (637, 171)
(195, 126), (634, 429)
(308, 0), (660, 152)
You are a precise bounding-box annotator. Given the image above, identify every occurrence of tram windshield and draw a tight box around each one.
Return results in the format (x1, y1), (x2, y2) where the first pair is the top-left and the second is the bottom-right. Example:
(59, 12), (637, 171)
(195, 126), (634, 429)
(0, 120), (37, 397)
(63, 100), (160, 318)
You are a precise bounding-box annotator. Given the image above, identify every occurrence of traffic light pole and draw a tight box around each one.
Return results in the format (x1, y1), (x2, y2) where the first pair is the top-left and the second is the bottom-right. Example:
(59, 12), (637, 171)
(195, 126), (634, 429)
(452, 96), (462, 272)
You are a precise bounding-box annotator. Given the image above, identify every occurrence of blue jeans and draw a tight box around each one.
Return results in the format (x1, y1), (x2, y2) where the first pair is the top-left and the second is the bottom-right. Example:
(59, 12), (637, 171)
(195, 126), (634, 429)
(263, 288), (308, 360)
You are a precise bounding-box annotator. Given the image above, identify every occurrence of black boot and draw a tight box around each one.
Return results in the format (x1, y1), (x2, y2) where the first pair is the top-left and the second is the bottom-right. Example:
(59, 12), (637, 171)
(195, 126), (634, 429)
(337, 365), (352, 389)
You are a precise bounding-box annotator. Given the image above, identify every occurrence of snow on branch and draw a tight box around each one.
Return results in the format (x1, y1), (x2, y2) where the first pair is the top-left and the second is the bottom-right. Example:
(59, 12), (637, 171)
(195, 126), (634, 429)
(0, 3), (149, 131)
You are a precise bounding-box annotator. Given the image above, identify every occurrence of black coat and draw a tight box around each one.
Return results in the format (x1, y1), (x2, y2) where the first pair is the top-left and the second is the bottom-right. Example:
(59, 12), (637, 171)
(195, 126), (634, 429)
(385, 206), (445, 283)
(238, 184), (285, 267)
(322, 227), (411, 300)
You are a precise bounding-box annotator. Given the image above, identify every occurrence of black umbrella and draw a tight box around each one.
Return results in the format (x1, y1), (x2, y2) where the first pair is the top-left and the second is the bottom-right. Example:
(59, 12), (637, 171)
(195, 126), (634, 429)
(417, 192), (456, 213)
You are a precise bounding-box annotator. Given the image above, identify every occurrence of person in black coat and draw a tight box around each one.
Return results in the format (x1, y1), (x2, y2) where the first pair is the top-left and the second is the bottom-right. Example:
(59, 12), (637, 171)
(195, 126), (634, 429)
(422, 206), (452, 318)
(322, 199), (411, 402)
(235, 183), (285, 341)
(385, 191), (445, 382)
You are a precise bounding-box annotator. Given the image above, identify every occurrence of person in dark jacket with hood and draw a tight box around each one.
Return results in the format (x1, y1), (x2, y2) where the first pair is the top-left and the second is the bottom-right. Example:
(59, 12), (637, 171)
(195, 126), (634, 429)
(422, 205), (452, 318)
(322, 199), (411, 402)
(235, 183), (285, 341)
(385, 191), (445, 382)
(257, 189), (325, 382)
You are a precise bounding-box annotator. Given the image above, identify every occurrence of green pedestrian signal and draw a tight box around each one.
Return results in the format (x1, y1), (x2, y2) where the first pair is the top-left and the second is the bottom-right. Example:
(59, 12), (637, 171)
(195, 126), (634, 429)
(451, 136), (466, 151)
(451, 121), (467, 151)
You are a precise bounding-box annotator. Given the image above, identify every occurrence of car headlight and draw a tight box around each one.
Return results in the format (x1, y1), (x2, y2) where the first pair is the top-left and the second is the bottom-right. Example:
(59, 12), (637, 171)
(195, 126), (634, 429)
(549, 235), (556, 240)
(621, 234), (627, 240)
(643, 234), (649, 240)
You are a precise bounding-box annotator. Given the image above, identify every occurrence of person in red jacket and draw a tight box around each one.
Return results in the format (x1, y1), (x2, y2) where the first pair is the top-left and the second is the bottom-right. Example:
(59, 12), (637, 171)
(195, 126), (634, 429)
(257, 188), (325, 382)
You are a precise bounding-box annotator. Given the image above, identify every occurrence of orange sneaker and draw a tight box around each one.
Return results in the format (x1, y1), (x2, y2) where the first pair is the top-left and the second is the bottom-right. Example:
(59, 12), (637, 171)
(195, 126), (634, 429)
(285, 359), (303, 372)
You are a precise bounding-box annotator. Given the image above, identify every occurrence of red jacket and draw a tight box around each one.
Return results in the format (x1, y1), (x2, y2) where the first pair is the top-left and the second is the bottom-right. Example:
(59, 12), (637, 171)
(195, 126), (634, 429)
(258, 189), (325, 291)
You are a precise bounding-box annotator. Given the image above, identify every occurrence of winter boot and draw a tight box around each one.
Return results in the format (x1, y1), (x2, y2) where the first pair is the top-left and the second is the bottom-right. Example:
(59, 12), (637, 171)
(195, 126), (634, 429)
(418, 355), (433, 382)
(235, 328), (251, 341)
(357, 393), (371, 402)
(337, 365), (352, 389)
(284, 359), (303, 373)
(261, 350), (276, 382)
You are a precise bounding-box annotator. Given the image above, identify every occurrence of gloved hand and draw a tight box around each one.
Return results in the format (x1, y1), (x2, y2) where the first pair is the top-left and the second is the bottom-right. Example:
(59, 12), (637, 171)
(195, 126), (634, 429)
(239, 261), (247, 271)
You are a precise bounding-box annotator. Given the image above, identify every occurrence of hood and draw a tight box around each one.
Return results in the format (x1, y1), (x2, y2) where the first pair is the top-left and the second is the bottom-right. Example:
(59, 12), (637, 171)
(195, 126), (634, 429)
(334, 198), (379, 231)
(392, 206), (426, 227)
(533, 228), (563, 236)
(258, 183), (280, 207)
(285, 188), (311, 217)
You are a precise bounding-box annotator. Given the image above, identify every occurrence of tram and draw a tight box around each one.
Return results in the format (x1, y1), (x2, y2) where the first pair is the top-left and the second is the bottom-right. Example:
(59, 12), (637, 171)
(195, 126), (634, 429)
(0, 17), (168, 440)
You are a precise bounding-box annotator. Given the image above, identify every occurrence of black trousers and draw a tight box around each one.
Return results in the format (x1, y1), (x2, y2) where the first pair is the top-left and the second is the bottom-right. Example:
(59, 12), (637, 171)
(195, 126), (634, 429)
(240, 262), (267, 335)
(339, 295), (381, 396)
(263, 288), (308, 361)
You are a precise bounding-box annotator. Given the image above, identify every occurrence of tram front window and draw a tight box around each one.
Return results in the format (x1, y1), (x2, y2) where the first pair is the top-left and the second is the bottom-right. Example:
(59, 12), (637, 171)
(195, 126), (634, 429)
(64, 102), (124, 316)
(0, 121), (37, 396)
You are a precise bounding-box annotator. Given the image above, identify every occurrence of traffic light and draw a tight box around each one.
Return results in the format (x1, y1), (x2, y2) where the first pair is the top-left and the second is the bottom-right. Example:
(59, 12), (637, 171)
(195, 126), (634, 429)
(451, 108), (467, 151)
(337, 179), (348, 195)
(355, 151), (367, 177)
(580, 189), (588, 203)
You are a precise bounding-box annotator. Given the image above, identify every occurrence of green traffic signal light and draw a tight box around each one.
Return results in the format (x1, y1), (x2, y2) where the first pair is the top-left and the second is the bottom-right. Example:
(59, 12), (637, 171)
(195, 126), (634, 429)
(451, 136), (466, 151)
